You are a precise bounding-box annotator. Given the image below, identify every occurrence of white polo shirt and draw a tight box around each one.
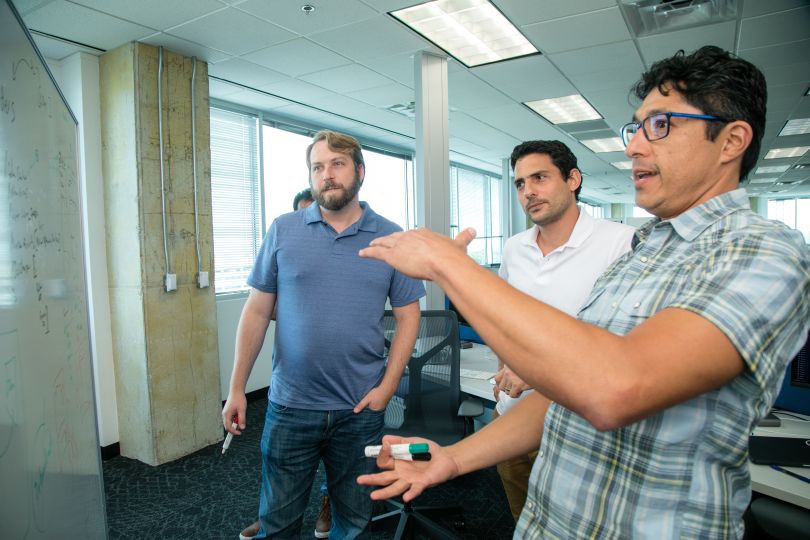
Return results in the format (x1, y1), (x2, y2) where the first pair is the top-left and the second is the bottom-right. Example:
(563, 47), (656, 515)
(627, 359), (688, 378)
(495, 209), (635, 415)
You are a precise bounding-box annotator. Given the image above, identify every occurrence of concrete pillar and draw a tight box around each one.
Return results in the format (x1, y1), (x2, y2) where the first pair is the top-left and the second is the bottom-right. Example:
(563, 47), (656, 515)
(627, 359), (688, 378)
(99, 43), (220, 465)
(414, 52), (450, 309)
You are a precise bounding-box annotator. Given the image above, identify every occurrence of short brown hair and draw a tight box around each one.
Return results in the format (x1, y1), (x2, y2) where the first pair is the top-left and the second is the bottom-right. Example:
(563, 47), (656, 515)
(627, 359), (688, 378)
(306, 130), (365, 171)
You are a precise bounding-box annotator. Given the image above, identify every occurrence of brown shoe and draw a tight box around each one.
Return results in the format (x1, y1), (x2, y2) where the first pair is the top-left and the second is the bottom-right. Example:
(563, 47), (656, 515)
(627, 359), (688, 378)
(314, 494), (331, 538)
(239, 520), (260, 540)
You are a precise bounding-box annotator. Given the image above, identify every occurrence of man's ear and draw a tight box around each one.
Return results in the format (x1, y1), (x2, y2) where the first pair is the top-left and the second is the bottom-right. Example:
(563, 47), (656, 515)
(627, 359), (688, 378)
(358, 163), (365, 184)
(719, 121), (753, 166)
(567, 169), (582, 193)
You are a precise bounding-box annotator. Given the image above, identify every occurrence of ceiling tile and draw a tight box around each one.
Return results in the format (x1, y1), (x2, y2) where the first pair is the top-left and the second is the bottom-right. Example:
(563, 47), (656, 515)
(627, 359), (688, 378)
(299, 63), (395, 94)
(238, 0), (377, 35)
(346, 83), (414, 108)
(361, 51), (418, 87)
(13, 0), (58, 16)
(208, 58), (289, 89)
(739, 5), (810, 50)
(449, 71), (513, 111)
(23, 0), (154, 50)
(357, 0), (423, 14)
(70, 0), (225, 31)
(743, 0), (810, 19)
(259, 78), (334, 106)
(551, 41), (643, 93)
(469, 103), (563, 142)
(472, 54), (574, 103)
(167, 7), (296, 56)
(242, 38), (350, 78)
(208, 77), (243, 99)
(739, 38), (810, 73)
(493, 0), (616, 25)
(521, 7), (631, 54)
(220, 89), (291, 112)
(637, 21), (736, 67)
(449, 111), (517, 153)
(139, 32), (231, 64)
(308, 14), (429, 63)
(32, 32), (94, 60)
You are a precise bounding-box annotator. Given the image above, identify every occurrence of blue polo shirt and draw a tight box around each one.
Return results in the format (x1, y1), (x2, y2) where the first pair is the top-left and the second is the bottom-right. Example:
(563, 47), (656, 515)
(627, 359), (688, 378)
(247, 202), (425, 410)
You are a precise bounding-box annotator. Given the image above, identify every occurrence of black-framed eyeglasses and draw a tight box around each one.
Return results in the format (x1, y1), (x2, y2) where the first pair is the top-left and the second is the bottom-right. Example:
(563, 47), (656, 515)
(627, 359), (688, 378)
(620, 112), (732, 147)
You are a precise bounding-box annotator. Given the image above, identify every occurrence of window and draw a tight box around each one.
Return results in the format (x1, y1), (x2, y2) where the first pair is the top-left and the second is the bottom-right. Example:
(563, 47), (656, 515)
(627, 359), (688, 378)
(262, 125), (312, 224)
(581, 201), (605, 219)
(262, 123), (414, 230)
(769, 198), (810, 243)
(633, 206), (653, 218)
(450, 164), (502, 266)
(210, 107), (261, 294)
(210, 112), (415, 295)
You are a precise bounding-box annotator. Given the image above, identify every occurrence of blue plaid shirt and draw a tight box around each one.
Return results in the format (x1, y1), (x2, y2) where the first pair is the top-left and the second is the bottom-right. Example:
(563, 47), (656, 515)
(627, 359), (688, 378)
(516, 189), (810, 539)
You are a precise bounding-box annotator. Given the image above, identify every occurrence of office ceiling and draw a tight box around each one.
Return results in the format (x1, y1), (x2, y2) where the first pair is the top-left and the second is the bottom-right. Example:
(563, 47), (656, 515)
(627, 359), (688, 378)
(15, 0), (810, 204)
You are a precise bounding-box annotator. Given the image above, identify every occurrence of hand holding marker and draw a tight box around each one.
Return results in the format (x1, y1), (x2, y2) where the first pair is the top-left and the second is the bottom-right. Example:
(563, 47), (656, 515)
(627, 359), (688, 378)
(222, 417), (238, 455)
(365, 443), (431, 461)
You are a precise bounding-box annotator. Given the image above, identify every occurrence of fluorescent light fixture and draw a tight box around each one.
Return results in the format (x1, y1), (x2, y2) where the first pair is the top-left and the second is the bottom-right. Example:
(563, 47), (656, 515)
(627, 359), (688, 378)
(778, 118), (810, 136)
(524, 94), (602, 124)
(581, 137), (625, 153)
(754, 165), (790, 174)
(749, 177), (777, 184)
(611, 161), (633, 170)
(391, 0), (538, 67)
(765, 146), (810, 159)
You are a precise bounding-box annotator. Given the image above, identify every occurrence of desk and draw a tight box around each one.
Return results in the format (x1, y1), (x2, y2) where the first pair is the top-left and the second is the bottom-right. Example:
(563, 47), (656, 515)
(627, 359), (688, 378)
(750, 414), (810, 510)
(459, 344), (498, 401)
(459, 347), (810, 510)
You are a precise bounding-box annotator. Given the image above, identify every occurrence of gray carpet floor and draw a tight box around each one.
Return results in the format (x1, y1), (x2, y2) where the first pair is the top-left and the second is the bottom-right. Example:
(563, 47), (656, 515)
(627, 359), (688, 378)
(103, 396), (515, 540)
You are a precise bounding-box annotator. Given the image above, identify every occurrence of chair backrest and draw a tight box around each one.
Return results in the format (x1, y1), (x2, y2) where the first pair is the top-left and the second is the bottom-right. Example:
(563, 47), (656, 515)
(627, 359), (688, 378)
(382, 310), (465, 446)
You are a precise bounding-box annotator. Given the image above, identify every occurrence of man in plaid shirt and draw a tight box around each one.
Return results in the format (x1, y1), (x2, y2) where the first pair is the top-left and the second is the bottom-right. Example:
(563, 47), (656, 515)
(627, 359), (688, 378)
(357, 46), (810, 539)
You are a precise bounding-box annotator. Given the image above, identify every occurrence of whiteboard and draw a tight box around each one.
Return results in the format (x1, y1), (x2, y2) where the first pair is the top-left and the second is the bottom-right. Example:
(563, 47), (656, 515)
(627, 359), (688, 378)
(0, 0), (107, 537)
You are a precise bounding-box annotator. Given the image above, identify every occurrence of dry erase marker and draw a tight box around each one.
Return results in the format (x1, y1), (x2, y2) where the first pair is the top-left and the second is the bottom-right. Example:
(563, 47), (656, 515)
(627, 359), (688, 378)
(364, 443), (431, 460)
(222, 420), (238, 455)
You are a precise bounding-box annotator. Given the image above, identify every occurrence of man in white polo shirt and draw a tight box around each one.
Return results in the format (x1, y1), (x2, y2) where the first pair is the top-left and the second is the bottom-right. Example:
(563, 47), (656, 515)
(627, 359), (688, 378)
(492, 140), (634, 521)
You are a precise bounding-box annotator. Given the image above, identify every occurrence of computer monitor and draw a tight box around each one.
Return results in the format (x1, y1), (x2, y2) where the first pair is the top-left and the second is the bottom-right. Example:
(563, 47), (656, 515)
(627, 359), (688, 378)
(773, 330), (810, 415)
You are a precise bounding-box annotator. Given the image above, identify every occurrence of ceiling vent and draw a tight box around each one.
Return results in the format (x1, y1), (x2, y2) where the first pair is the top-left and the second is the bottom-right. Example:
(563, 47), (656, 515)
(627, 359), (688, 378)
(620, 0), (738, 37)
(386, 102), (416, 118)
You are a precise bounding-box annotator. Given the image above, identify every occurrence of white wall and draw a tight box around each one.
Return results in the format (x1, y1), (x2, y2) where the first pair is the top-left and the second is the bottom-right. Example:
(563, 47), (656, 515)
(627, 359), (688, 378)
(216, 295), (275, 399)
(49, 52), (119, 447)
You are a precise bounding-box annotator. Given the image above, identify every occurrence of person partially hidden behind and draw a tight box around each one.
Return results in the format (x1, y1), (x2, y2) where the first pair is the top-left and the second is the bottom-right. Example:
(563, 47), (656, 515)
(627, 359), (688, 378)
(358, 46), (810, 538)
(239, 187), (331, 539)
(224, 130), (424, 539)
(493, 140), (633, 522)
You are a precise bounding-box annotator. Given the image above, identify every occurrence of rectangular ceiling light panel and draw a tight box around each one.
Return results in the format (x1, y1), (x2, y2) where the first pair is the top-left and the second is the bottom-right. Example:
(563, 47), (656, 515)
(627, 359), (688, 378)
(525, 94), (602, 124)
(581, 137), (625, 153)
(778, 118), (810, 136)
(764, 146), (810, 159)
(392, 0), (538, 67)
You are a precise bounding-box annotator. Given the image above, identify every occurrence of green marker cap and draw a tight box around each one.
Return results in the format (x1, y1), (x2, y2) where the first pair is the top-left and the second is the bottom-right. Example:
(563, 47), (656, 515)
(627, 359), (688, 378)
(409, 443), (430, 454)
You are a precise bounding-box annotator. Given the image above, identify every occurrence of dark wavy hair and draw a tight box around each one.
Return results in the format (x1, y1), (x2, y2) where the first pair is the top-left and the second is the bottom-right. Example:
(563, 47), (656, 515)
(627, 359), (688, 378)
(510, 140), (582, 200)
(631, 46), (766, 181)
(292, 188), (313, 210)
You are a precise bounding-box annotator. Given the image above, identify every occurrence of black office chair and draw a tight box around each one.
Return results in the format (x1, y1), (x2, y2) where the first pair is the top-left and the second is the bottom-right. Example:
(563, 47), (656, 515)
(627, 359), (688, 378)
(372, 310), (466, 540)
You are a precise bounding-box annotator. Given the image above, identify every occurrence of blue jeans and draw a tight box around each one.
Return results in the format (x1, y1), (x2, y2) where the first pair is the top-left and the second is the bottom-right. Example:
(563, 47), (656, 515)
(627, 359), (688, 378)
(256, 401), (384, 539)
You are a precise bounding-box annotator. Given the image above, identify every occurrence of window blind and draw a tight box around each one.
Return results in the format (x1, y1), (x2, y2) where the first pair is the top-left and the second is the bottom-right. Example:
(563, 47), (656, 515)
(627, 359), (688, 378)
(450, 163), (502, 266)
(210, 107), (261, 294)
